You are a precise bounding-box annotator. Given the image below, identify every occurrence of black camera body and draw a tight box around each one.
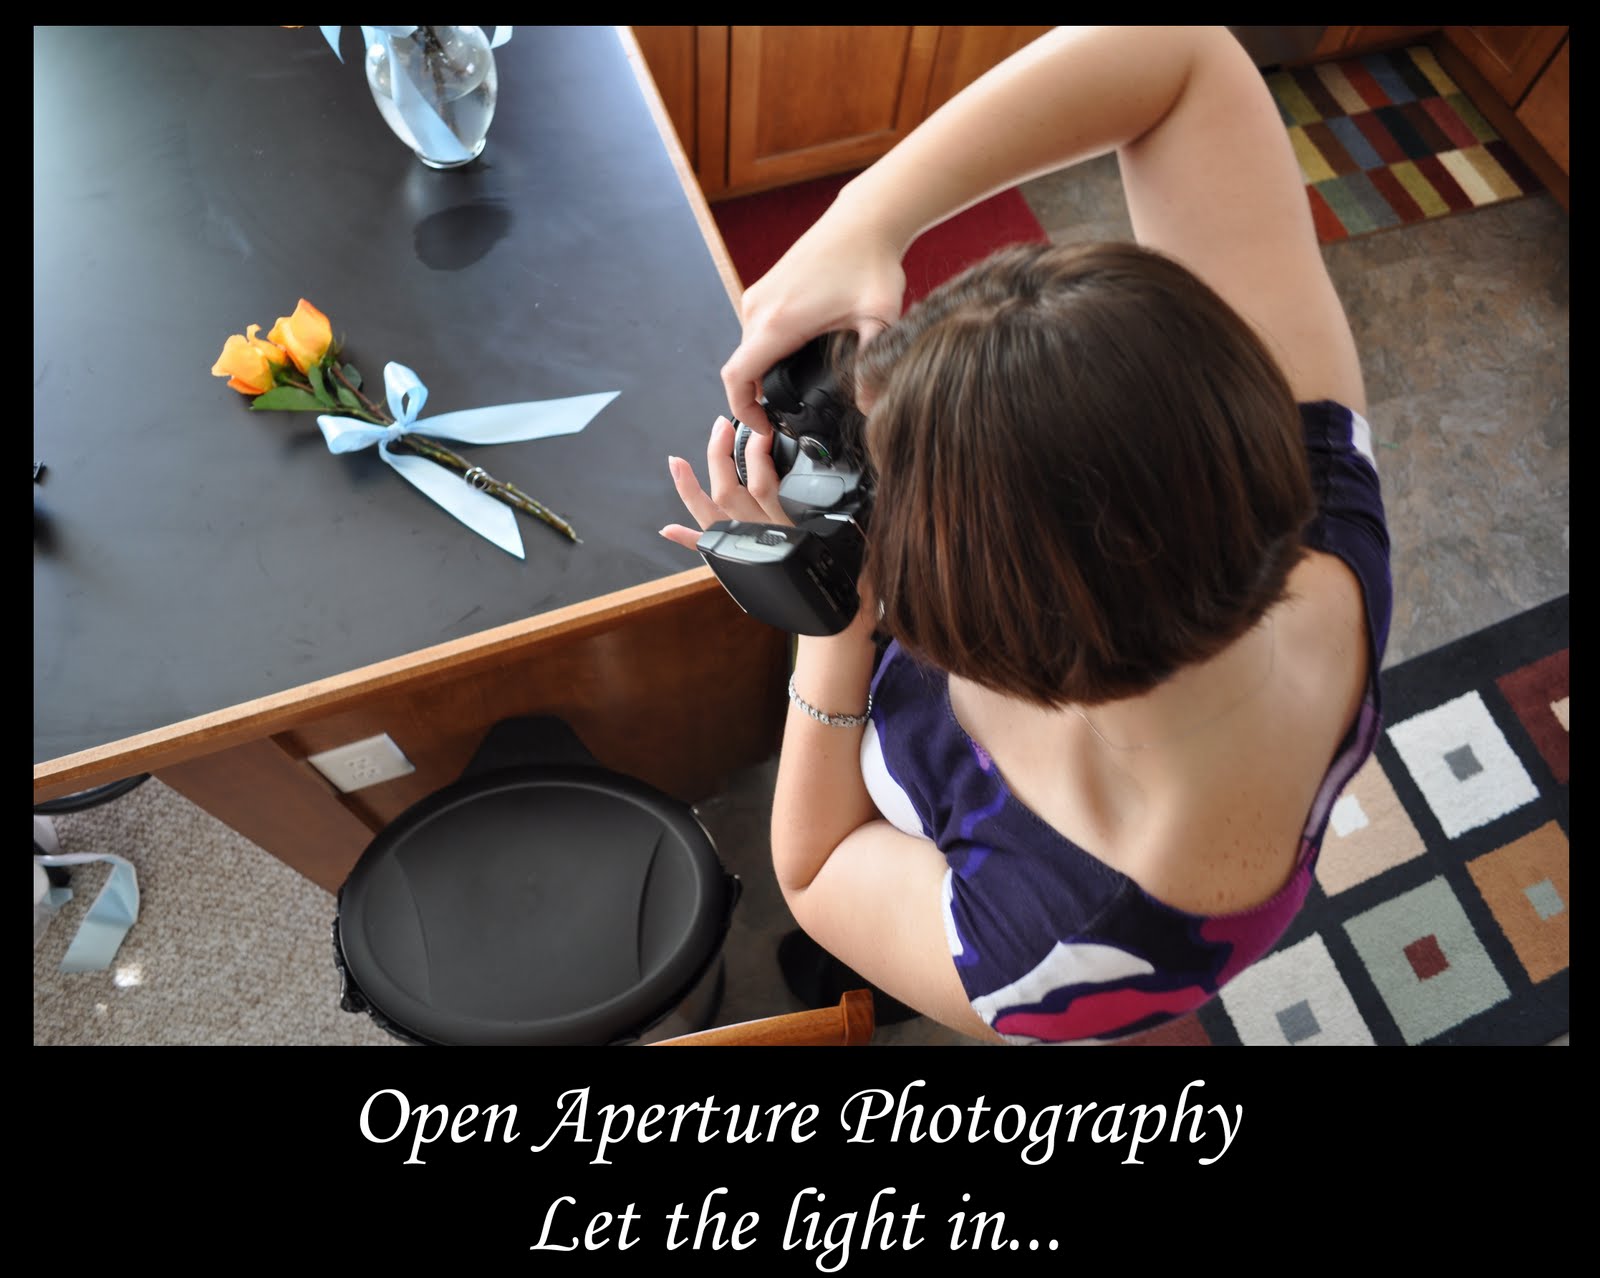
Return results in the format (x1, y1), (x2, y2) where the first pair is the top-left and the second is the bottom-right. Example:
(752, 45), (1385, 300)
(695, 336), (872, 635)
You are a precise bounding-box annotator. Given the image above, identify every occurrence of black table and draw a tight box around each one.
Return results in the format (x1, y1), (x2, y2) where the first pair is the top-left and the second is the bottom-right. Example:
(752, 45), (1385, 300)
(33, 26), (787, 889)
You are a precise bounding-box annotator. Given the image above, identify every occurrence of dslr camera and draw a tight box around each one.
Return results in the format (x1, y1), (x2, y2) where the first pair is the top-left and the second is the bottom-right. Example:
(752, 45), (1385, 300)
(694, 335), (872, 635)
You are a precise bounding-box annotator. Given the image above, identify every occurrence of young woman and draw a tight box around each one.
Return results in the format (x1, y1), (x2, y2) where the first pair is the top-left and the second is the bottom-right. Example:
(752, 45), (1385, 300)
(662, 26), (1389, 1043)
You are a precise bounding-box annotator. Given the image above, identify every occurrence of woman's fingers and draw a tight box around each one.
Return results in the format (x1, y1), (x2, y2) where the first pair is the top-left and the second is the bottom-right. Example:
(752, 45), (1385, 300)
(667, 454), (726, 530)
(703, 416), (742, 502)
(721, 309), (791, 430)
(737, 422), (788, 522)
(708, 417), (791, 525)
(721, 362), (768, 440)
(658, 522), (705, 551)
(704, 416), (781, 523)
(662, 417), (796, 552)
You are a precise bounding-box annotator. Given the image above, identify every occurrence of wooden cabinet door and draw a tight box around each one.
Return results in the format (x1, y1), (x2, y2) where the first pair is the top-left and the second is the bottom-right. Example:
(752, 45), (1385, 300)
(923, 25), (1052, 116)
(1308, 26), (1440, 61)
(1516, 35), (1569, 173)
(631, 26), (697, 161)
(724, 26), (940, 194)
(1444, 26), (1568, 106)
(630, 26), (731, 195)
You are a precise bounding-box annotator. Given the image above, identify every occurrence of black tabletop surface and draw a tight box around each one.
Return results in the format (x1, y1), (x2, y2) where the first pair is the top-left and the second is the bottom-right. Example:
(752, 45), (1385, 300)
(34, 26), (741, 765)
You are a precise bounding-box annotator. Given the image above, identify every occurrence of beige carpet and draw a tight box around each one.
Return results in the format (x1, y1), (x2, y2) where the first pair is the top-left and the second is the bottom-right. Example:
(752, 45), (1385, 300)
(33, 778), (399, 1047)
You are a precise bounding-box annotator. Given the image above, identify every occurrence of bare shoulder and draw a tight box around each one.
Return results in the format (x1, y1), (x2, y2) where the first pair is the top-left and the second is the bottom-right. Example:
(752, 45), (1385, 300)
(1127, 552), (1370, 914)
(1282, 547), (1371, 695)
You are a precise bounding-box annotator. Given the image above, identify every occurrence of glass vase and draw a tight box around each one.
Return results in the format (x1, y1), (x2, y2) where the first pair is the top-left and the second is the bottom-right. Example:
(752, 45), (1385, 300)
(365, 26), (498, 169)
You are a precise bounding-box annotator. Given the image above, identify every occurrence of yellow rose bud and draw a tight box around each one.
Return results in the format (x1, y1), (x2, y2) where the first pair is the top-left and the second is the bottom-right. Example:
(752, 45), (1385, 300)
(268, 298), (334, 375)
(211, 324), (286, 396)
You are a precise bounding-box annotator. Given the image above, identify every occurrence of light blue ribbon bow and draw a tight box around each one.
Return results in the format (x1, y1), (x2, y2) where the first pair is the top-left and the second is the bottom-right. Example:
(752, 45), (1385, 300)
(317, 363), (617, 559)
(320, 26), (513, 165)
(36, 853), (141, 974)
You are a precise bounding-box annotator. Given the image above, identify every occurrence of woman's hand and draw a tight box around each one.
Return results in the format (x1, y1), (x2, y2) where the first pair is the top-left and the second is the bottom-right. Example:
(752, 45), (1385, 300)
(721, 186), (910, 432)
(659, 415), (791, 551)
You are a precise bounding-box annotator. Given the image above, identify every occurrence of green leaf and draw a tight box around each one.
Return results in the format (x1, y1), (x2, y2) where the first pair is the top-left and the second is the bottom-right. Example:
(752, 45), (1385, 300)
(341, 362), (362, 390)
(307, 361), (339, 408)
(336, 385), (361, 409)
(250, 386), (325, 412)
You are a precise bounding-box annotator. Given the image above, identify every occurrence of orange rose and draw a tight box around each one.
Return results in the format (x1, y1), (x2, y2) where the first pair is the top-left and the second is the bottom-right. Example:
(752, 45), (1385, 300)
(211, 323), (287, 395)
(268, 298), (334, 374)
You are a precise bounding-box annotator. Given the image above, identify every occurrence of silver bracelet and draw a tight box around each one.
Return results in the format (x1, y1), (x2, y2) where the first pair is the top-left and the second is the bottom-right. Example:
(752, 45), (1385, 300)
(787, 673), (872, 728)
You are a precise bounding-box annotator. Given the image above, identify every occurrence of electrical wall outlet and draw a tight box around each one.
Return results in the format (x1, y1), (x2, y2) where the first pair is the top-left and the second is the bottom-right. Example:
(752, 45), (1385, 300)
(306, 733), (416, 793)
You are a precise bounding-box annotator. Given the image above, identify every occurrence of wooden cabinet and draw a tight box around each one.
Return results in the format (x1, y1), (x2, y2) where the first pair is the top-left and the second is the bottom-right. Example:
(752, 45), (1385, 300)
(632, 25), (1051, 200)
(1304, 26), (1440, 61)
(1443, 26), (1567, 107)
(1516, 36), (1569, 175)
(629, 26), (739, 194)
(726, 26), (941, 194)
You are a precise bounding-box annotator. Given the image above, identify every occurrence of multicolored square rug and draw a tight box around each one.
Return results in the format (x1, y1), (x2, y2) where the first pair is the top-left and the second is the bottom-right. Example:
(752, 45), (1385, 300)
(1128, 595), (1570, 1046)
(1266, 45), (1545, 243)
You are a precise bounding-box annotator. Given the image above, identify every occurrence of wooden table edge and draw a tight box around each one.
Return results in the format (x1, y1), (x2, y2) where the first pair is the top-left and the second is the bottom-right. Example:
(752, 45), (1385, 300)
(35, 566), (733, 802)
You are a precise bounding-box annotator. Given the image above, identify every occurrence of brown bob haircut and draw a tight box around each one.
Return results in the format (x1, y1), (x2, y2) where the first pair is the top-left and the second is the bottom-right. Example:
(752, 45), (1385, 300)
(851, 241), (1315, 708)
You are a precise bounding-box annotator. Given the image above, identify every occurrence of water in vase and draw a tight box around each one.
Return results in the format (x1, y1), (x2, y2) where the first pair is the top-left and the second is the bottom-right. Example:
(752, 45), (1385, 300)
(366, 26), (499, 169)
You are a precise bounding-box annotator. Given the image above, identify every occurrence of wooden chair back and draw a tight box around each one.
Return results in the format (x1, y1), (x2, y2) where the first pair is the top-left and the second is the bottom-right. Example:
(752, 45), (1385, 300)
(650, 990), (874, 1046)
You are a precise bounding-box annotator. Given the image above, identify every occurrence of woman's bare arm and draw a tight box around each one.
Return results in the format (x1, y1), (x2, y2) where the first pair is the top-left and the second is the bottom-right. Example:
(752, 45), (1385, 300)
(723, 25), (1363, 421)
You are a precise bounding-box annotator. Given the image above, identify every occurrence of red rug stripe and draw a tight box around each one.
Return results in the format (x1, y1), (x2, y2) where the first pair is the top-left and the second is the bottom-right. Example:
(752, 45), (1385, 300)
(1366, 166), (1427, 224)
(1340, 61), (1393, 110)
(1306, 185), (1350, 242)
(1419, 96), (1480, 150)
(712, 168), (1049, 309)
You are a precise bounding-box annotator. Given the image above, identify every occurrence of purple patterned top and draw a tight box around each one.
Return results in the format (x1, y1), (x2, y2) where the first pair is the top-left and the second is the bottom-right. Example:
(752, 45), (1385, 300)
(860, 401), (1392, 1042)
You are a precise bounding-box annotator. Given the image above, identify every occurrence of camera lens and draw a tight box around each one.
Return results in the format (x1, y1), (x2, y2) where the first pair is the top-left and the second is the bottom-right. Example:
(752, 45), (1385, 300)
(733, 419), (800, 486)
